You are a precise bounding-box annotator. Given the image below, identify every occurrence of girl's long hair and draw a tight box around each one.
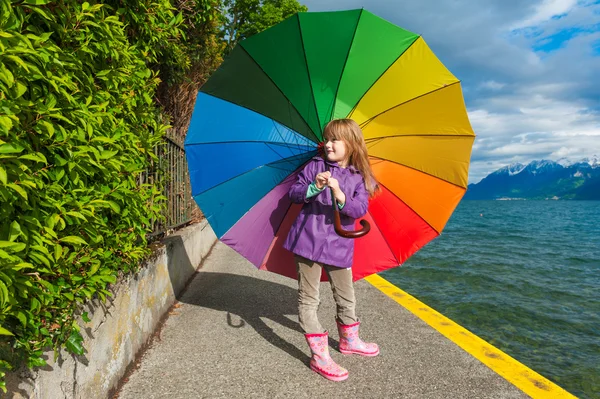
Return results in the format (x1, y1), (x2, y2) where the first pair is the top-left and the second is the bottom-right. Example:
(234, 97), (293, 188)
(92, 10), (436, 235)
(323, 119), (380, 197)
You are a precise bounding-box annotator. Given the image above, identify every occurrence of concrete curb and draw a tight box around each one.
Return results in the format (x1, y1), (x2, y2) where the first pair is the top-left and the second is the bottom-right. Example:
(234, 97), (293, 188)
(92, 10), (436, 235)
(5, 220), (217, 399)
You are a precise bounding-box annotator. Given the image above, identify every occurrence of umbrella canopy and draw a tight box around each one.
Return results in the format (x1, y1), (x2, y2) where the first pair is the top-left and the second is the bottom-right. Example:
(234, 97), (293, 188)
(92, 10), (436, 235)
(185, 9), (475, 281)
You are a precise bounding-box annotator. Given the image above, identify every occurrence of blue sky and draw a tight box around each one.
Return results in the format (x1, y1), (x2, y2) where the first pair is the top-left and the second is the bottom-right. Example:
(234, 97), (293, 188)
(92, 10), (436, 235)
(300, 0), (600, 183)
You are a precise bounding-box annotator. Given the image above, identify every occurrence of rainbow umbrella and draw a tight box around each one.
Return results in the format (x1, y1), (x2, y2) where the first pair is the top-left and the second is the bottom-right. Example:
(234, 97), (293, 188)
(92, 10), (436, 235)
(184, 9), (475, 281)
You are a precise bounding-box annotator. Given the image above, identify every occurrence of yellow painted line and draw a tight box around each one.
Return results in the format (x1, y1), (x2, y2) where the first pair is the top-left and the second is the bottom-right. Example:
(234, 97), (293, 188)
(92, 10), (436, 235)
(365, 274), (577, 399)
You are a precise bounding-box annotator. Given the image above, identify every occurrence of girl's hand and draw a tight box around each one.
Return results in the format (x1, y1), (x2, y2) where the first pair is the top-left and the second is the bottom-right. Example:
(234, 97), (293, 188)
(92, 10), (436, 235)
(327, 177), (346, 205)
(327, 177), (340, 192)
(315, 171), (331, 189)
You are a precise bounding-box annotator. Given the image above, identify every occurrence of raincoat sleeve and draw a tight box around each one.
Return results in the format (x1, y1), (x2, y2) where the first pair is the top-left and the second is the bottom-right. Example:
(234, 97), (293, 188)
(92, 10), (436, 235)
(289, 160), (321, 203)
(338, 179), (369, 219)
(306, 182), (325, 198)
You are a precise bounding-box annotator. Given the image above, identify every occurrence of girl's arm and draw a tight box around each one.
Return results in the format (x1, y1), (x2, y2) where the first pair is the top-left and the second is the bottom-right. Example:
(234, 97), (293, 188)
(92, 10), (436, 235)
(289, 160), (320, 204)
(338, 180), (369, 219)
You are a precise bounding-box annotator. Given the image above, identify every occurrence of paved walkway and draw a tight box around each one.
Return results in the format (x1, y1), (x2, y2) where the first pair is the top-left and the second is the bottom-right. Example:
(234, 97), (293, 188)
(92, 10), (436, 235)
(115, 241), (528, 399)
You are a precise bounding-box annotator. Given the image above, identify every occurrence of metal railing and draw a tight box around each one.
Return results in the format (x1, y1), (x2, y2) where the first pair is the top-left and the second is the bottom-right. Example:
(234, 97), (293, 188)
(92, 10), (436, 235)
(142, 134), (197, 237)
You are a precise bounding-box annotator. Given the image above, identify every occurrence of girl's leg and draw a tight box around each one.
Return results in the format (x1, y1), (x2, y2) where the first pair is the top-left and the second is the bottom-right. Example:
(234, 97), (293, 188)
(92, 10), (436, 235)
(323, 265), (358, 325)
(297, 257), (349, 381)
(295, 255), (324, 334)
(325, 265), (379, 356)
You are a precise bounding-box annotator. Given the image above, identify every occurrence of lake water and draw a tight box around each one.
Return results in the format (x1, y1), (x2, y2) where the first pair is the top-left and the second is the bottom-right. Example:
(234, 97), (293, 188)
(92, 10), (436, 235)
(381, 200), (600, 398)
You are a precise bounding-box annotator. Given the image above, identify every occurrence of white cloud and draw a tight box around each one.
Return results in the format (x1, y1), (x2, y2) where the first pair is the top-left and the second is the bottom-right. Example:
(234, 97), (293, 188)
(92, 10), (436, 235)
(478, 80), (506, 90)
(511, 0), (578, 30)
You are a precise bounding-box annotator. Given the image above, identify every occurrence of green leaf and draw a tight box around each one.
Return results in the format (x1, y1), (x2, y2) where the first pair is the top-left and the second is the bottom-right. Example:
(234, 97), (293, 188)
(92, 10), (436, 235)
(66, 211), (87, 221)
(88, 262), (100, 276)
(9, 221), (22, 242)
(14, 81), (27, 98)
(54, 244), (63, 260)
(107, 201), (120, 213)
(81, 312), (91, 323)
(55, 168), (65, 181)
(6, 55), (29, 72)
(23, 0), (53, 5)
(27, 356), (46, 368)
(20, 180), (36, 189)
(19, 152), (47, 164)
(100, 150), (118, 160)
(43, 226), (57, 240)
(29, 252), (50, 268)
(59, 236), (88, 246)
(0, 327), (13, 336)
(0, 241), (26, 252)
(0, 281), (8, 307)
(90, 199), (120, 213)
(27, 5), (53, 20)
(47, 114), (74, 125)
(56, 216), (66, 231)
(0, 143), (24, 154)
(65, 332), (85, 355)
(91, 137), (115, 144)
(16, 311), (27, 328)
(7, 183), (27, 200)
(13, 263), (34, 270)
(0, 64), (14, 87)
(31, 298), (41, 313)
(39, 120), (55, 137)
(0, 166), (6, 184)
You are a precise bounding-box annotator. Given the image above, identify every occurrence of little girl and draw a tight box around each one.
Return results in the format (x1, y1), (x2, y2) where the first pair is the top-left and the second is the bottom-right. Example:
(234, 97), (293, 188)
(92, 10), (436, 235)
(283, 119), (380, 382)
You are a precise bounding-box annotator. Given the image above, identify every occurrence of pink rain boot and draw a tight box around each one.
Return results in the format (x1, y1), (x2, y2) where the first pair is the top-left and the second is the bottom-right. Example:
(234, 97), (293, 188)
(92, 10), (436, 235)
(337, 320), (380, 357)
(305, 332), (349, 381)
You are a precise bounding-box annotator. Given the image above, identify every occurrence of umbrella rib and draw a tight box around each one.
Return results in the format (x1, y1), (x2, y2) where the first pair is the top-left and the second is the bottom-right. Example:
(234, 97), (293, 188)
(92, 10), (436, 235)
(272, 119), (309, 158)
(193, 151), (316, 197)
(272, 119), (294, 157)
(369, 154), (470, 190)
(330, 8), (364, 122)
(238, 45), (322, 144)
(365, 133), (476, 141)
(264, 142), (294, 161)
(185, 140), (315, 149)
(360, 81), (461, 129)
(346, 35), (420, 118)
(297, 14), (323, 139)
(376, 179), (442, 236)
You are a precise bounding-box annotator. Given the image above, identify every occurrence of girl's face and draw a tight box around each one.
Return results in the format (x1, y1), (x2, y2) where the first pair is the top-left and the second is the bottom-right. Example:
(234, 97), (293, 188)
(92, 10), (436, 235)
(325, 137), (348, 167)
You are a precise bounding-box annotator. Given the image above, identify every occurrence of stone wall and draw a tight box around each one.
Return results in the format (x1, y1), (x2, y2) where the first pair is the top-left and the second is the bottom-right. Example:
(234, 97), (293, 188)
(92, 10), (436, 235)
(5, 220), (217, 399)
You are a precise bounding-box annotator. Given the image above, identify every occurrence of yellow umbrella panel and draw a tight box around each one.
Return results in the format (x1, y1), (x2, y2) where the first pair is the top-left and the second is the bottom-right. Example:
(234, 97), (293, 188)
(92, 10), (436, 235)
(347, 35), (475, 280)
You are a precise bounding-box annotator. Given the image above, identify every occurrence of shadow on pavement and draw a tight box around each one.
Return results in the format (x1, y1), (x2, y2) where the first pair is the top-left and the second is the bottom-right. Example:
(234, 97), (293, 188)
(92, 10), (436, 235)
(179, 271), (311, 365)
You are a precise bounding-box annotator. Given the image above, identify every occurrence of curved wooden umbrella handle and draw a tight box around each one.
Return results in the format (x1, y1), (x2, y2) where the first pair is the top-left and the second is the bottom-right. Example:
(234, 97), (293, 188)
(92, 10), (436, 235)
(331, 194), (371, 239)
(322, 155), (370, 238)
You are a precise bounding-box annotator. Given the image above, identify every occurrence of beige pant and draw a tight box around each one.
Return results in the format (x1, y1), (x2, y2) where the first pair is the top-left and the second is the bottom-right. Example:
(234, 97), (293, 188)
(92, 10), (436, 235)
(295, 255), (358, 334)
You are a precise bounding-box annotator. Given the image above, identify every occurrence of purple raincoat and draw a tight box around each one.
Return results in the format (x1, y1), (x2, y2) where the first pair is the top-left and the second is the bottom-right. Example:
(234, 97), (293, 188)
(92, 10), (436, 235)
(283, 156), (369, 268)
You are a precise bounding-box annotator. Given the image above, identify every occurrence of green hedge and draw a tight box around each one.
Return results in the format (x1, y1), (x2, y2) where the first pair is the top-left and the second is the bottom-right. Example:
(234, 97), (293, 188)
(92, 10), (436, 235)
(0, 0), (301, 391)
(0, 0), (186, 391)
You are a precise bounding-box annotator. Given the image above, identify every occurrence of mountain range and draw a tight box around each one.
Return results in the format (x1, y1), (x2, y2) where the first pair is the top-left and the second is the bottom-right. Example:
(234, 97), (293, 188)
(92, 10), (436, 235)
(464, 156), (600, 200)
